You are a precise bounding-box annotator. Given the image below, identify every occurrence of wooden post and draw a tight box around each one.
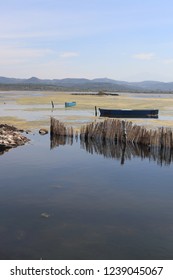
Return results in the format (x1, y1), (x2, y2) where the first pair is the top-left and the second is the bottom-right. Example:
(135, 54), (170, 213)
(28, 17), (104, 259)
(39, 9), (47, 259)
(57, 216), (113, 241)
(122, 120), (127, 144)
(51, 100), (54, 110)
(95, 106), (97, 116)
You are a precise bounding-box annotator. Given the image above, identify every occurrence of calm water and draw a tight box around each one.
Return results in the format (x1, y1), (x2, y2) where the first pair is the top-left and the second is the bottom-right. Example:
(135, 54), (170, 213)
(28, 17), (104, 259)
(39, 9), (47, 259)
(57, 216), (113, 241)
(1, 91), (173, 123)
(0, 133), (173, 260)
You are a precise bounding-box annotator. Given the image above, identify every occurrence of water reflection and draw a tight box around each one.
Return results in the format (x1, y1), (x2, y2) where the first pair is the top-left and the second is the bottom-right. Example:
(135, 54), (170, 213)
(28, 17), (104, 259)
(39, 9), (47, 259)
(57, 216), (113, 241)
(51, 135), (173, 166)
(0, 147), (10, 156)
(81, 139), (173, 166)
(1, 132), (173, 260)
(50, 134), (74, 148)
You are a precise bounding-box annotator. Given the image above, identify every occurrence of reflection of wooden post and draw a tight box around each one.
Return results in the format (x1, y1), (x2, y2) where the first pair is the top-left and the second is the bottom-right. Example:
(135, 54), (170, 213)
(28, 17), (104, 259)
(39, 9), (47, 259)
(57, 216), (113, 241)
(120, 121), (126, 165)
(160, 127), (164, 149)
(120, 143), (126, 165)
(159, 127), (164, 166)
(95, 106), (97, 116)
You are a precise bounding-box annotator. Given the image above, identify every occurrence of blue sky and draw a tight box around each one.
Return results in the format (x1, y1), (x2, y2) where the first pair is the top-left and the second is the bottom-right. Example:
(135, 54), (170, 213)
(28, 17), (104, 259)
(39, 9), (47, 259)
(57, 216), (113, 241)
(1, 0), (173, 81)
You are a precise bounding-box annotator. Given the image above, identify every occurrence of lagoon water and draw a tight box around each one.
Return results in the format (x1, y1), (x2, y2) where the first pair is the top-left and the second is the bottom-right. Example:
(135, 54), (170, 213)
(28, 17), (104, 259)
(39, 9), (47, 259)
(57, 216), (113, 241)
(1, 90), (173, 260)
(0, 133), (173, 260)
(1, 91), (173, 124)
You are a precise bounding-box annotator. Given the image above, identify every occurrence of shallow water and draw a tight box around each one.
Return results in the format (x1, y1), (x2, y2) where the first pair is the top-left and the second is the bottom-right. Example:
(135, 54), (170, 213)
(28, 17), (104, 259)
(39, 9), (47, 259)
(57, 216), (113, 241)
(0, 133), (173, 260)
(1, 91), (173, 125)
(0, 91), (95, 125)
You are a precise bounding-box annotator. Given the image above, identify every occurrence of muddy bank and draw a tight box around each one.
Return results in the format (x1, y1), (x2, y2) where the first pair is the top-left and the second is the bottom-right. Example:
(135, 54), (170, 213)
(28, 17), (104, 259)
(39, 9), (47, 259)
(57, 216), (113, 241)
(0, 124), (30, 154)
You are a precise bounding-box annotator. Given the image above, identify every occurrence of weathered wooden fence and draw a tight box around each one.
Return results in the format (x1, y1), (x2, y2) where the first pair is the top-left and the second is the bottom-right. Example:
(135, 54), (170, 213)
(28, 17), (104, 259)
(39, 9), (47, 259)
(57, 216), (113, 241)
(80, 119), (173, 149)
(50, 117), (173, 149)
(50, 117), (173, 164)
(50, 117), (75, 149)
(50, 117), (74, 138)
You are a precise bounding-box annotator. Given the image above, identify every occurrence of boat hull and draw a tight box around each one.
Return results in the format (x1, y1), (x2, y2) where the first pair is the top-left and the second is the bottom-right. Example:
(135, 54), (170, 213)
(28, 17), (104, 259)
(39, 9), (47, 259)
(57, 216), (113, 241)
(99, 108), (159, 118)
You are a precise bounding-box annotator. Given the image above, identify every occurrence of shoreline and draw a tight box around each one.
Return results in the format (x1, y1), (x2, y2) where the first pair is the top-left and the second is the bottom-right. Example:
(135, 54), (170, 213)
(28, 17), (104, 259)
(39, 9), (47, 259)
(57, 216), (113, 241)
(0, 91), (173, 131)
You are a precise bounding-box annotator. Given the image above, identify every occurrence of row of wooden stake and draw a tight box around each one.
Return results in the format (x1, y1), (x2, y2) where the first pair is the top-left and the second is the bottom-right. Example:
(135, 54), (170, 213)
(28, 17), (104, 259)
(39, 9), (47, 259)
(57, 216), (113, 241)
(50, 117), (173, 149)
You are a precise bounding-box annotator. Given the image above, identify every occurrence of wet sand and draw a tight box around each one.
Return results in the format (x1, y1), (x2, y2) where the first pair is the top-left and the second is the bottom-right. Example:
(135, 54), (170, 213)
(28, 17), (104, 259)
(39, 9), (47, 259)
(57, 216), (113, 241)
(0, 91), (173, 130)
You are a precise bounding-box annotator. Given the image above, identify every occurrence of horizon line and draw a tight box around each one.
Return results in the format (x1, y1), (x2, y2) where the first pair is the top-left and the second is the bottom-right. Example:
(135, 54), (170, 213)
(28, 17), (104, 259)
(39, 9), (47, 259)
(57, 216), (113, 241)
(0, 75), (172, 83)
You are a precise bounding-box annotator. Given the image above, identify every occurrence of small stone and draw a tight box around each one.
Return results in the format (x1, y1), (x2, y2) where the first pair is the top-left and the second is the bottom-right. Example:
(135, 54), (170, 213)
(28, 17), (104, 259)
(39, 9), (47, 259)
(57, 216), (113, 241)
(39, 128), (48, 135)
(41, 212), (50, 219)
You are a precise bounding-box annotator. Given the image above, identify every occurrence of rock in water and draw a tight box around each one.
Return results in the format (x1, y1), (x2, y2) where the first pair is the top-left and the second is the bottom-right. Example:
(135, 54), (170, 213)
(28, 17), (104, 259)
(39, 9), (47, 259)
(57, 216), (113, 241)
(0, 124), (30, 153)
(39, 128), (48, 135)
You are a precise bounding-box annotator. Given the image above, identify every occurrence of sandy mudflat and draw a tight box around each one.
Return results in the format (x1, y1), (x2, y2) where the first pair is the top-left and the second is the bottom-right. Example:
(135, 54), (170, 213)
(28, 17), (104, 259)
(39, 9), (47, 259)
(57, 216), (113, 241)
(0, 91), (173, 130)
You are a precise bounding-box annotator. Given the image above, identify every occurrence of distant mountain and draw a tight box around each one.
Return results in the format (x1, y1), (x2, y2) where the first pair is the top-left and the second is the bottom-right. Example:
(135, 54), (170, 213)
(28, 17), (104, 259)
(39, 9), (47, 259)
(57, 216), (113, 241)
(92, 78), (119, 83)
(0, 76), (173, 92)
(132, 81), (173, 91)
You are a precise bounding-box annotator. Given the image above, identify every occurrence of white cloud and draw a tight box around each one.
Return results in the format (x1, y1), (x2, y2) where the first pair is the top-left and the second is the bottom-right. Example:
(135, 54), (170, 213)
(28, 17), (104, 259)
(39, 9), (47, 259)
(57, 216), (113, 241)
(163, 59), (173, 64)
(0, 46), (54, 65)
(133, 53), (155, 60)
(60, 52), (79, 58)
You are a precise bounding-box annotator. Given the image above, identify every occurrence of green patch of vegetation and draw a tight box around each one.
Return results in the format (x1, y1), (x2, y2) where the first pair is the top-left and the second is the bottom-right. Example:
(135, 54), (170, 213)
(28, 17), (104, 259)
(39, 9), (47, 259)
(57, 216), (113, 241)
(0, 116), (49, 130)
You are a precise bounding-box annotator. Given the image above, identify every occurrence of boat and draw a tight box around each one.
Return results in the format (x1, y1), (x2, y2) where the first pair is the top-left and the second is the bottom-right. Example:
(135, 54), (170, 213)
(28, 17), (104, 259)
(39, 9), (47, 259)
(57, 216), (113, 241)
(65, 101), (76, 107)
(99, 108), (159, 118)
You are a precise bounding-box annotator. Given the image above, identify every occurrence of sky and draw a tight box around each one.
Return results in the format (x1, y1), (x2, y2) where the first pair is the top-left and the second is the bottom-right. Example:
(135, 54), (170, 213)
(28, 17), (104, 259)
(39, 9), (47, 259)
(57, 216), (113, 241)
(1, 0), (173, 82)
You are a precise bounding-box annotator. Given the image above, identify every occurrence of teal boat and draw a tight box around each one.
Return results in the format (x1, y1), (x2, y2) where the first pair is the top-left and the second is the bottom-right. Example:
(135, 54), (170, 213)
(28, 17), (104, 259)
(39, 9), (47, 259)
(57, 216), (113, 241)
(65, 101), (76, 107)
